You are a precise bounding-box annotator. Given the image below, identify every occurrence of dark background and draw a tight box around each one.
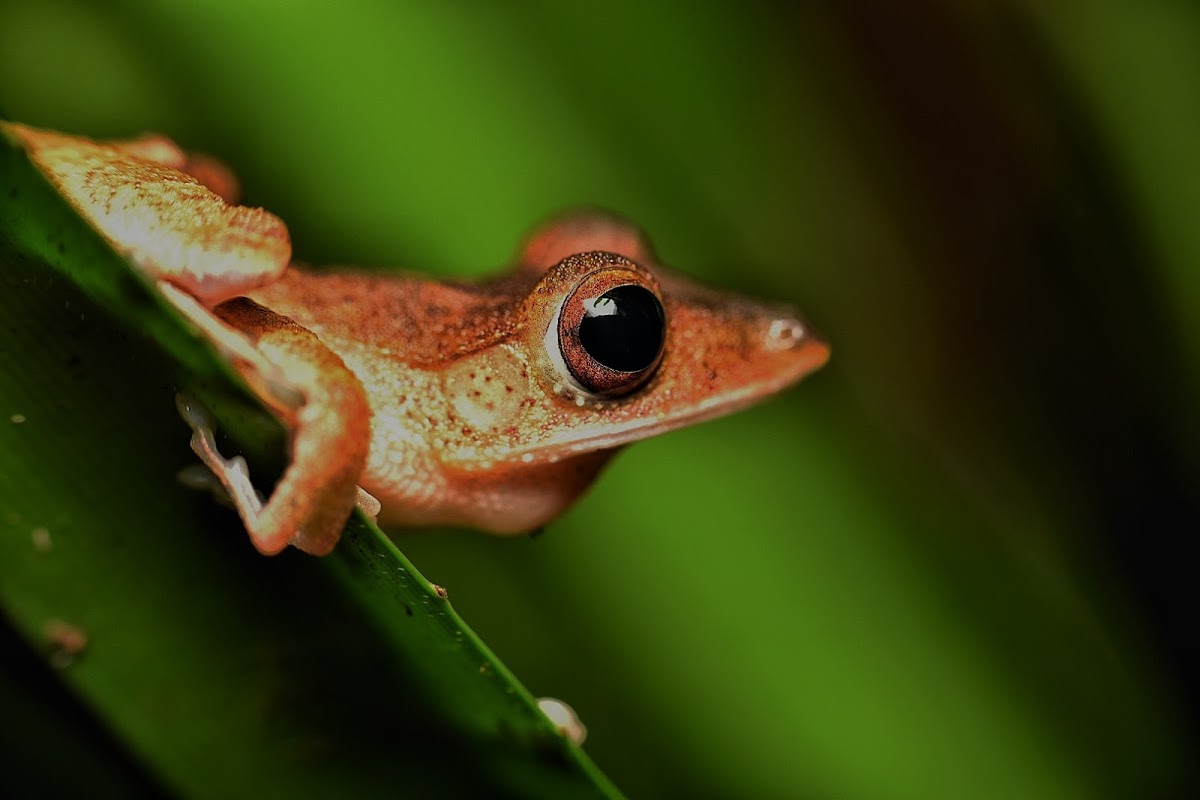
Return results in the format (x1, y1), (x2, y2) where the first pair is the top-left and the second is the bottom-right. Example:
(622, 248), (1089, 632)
(2, 1), (1196, 796)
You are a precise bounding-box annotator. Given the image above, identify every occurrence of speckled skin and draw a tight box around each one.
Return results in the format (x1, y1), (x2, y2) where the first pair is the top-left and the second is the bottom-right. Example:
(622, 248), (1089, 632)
(246, 248), (829, 535)
(246, 266), (618, 531)
(6, 123), (289, 304)
(12, 122), (830, 555)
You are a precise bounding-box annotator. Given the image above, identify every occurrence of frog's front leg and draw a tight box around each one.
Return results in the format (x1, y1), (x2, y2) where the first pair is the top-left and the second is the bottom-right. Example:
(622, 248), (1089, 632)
(10, 123), (371, 555)
(165, 289), (372, 555)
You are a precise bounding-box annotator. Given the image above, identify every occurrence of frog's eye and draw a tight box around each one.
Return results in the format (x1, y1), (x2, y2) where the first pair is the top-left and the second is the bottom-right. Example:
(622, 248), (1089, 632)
(555, 268), (666, 397)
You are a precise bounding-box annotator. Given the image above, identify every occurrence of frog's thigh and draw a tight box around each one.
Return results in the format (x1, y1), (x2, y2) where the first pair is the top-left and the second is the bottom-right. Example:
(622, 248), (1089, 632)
(113, 133), (242, 204)
(12, 123), (287, 304)
(213, 298), (373, 556)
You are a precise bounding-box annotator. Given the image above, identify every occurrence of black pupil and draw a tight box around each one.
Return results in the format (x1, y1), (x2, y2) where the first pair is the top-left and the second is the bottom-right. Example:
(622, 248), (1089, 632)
(578, 285), (665, 372)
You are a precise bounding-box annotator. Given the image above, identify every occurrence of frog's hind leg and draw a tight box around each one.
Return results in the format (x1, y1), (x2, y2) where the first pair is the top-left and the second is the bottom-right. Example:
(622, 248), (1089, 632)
(518, 209), (658, 271)
(160, 284), (371, 556)
(111, 133), (242, 204)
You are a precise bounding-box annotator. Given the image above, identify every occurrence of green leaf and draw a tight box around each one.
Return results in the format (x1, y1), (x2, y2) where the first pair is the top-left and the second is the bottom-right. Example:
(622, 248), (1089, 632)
(0, 120), (618, 798)
(3, 3), (1195, 796)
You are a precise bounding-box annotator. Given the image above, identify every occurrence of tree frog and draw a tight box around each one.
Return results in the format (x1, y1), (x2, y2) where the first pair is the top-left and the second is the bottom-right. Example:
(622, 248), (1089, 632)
(6, 123), (829, 556)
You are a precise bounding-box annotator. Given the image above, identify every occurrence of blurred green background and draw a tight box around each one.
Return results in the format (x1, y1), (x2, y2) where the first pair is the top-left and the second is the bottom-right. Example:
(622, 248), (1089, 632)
(2, 0), (1198, 797)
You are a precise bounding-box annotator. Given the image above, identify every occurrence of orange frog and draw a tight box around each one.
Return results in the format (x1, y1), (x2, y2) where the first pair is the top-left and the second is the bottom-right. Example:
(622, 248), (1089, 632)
(6, 123), (829, 556)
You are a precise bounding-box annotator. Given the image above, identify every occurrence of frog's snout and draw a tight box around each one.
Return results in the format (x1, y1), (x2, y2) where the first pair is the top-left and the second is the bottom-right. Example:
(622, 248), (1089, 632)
(761, 313), (830, 372)
(764, 316), (809, 351)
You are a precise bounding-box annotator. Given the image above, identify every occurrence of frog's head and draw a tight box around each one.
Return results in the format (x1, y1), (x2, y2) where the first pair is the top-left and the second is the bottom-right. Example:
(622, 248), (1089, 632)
(509, 249), (829, 460)
(431, 215), (827, 533)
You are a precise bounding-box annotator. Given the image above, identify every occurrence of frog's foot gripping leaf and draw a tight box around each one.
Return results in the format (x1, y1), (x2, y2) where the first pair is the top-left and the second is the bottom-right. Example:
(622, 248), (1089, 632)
(175, 390), (378, 554)
(161, 284), (373, 557)
(175, 393), (267, 525)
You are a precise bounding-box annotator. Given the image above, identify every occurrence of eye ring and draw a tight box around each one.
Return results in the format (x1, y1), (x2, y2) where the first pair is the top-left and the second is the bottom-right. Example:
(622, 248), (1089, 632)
(555, 267), (667, 397)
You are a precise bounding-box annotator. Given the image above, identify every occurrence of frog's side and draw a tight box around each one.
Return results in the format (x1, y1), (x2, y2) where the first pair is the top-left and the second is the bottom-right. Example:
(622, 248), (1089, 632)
(7, 123), (829, 556)
(246, 267), (618, 536)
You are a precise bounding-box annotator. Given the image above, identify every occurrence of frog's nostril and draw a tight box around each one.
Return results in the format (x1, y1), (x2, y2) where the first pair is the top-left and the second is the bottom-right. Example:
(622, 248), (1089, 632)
(764, 317), (808, 351)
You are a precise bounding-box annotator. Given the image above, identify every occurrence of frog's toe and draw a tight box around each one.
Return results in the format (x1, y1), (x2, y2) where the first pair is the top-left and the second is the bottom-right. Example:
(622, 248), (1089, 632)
(176, 463), (232, 506)
(175, 392), (267, 526)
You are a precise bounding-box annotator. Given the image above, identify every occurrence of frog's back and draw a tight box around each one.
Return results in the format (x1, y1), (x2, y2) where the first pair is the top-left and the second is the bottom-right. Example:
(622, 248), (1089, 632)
(246, 266), (534, 366)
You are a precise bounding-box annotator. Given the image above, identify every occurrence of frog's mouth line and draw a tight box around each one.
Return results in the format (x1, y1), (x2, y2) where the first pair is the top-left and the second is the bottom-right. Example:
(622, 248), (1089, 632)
(504, 342), (829, 465)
